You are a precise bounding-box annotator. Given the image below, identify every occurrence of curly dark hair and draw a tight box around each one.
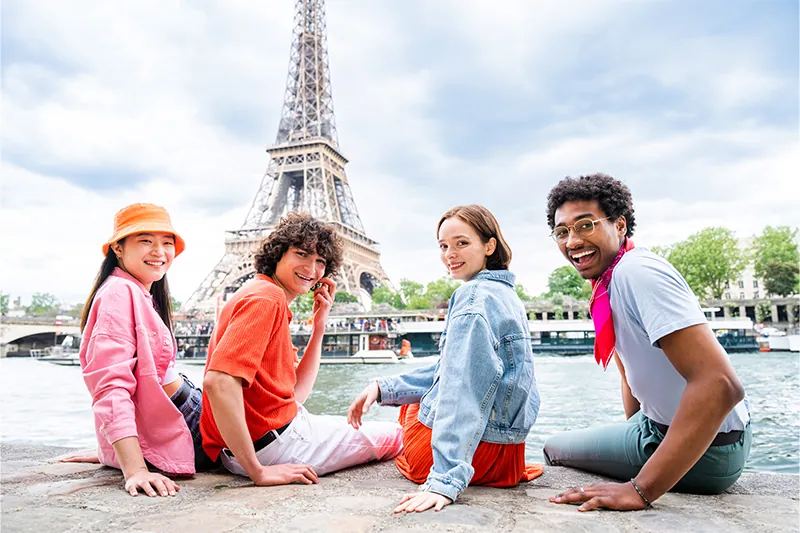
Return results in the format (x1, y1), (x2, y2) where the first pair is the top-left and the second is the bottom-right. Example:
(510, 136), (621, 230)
(254, 213), (343, 278)
(546, 173), (636, 237)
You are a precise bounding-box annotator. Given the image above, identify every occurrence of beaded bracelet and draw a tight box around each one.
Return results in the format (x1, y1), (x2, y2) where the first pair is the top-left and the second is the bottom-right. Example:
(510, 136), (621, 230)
(630, 478), (652, 508)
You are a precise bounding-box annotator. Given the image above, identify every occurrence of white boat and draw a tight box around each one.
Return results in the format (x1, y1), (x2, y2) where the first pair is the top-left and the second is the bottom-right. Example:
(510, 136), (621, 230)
(35, 346), (80, 366)
(767, 335), (800, 352)
(34, 336), (81, 366)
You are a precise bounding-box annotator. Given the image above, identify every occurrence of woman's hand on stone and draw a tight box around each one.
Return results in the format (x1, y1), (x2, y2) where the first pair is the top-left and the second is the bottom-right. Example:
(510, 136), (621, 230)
(58, 451), (100, 463)
(347, 381), (379, 429)
(394, 491), (452, 513)
(550, 481), (649, 511)
(124, 469), (180, 497)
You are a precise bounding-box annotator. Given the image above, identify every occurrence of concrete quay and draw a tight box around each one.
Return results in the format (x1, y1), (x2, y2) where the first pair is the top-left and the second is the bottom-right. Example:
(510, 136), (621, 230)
(1, 444), (798, 533)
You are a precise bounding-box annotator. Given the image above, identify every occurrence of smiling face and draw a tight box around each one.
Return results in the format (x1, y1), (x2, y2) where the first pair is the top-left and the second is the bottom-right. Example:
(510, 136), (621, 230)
(272, 246), (327, 301)
(553, 200), (627, 280)
(112, 232), (176, 291)
(438, 216), (496, 282)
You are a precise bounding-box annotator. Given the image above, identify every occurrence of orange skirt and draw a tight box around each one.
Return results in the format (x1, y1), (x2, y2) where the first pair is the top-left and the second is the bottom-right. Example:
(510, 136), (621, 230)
(394, 404), (543, 488)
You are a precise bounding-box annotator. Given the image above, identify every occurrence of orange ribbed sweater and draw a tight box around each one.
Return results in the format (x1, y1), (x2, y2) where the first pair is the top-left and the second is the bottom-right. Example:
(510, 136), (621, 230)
(200, 274), (298, 461)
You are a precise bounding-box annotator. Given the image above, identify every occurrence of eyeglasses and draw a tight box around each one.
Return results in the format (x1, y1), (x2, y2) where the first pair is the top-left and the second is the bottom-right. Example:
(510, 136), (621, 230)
(550, 217), (612, 244)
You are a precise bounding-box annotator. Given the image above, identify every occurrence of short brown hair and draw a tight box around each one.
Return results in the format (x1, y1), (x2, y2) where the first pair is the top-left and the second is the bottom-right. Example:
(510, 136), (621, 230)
(254, 213), (343, 278)
(437, 205), (512, 270)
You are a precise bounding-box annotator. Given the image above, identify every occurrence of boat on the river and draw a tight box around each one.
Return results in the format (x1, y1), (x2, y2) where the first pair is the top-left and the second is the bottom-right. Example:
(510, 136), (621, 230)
(32, 336), (81, 366)
(33, 346), (80, 366)
(175, 312), (758, 364)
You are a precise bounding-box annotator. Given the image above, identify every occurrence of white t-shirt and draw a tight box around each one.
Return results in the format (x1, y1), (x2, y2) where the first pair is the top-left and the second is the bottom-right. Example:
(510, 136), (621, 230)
(609, 248), (749, 432)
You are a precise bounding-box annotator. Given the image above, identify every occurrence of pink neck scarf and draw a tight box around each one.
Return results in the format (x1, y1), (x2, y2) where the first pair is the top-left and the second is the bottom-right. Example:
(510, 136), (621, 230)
(589, 238), (635, 369)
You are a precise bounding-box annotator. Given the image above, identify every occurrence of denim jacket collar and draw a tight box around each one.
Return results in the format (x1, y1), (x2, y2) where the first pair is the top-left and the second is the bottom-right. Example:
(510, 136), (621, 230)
(470, 269), (516, 287)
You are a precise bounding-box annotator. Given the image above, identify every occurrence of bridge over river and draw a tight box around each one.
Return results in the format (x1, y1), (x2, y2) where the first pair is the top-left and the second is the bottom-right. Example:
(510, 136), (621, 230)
(0, 319), (81, 357)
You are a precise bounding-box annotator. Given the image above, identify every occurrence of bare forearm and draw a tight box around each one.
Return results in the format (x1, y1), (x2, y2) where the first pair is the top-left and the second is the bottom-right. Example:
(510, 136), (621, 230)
(204, 372), (261, 477)
(295, 328), (324, 403)
(635, 377), (742, 500)
(110, 436), (148, 479)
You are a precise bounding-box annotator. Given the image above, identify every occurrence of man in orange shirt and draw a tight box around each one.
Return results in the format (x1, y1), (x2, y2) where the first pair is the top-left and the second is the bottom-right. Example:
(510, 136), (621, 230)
(200, 213), (403, 485)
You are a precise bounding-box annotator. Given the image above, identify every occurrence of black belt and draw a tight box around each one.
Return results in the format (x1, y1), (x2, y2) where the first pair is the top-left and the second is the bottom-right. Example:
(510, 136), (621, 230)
(170, 375), (192, 407)
(253, 421), (292, 452)
(654, 422), (743, 447)
(224, 421), (293, 458)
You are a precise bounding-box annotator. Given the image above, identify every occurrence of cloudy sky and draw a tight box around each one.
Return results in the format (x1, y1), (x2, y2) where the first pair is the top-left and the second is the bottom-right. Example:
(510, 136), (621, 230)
(2, 0), (798, 307)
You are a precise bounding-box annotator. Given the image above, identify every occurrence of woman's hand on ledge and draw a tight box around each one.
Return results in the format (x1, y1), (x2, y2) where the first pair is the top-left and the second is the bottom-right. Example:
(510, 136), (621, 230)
(393, 491), (452, 514)
(58, 451), (100, 463)
(124, 470), (180, 497)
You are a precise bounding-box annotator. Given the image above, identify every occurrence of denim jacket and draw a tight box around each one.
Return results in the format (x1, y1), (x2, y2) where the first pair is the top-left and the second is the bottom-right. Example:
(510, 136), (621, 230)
(377, 270), (540, 502)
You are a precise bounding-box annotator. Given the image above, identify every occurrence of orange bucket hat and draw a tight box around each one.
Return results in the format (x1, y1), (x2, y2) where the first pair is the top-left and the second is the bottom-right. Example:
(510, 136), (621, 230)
(102, 203), (186, 257)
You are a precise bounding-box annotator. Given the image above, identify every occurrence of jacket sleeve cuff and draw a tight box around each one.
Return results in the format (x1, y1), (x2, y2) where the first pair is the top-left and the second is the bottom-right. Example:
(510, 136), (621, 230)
(376, 377), (397, 405)
(101, 419), (139, 445)
(421, 474), (464, 502)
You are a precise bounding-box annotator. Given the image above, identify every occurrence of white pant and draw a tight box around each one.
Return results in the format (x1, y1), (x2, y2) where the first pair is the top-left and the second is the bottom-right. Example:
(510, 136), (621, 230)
(221, 404), (403, 477)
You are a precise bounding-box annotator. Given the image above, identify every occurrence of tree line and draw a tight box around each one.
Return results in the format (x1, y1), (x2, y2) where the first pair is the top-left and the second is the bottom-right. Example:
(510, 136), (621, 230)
(651, 225), (798, 299)
(7, 226), (796, 318)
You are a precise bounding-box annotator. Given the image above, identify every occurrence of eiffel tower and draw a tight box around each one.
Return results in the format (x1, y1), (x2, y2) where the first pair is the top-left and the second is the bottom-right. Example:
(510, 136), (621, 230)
(184, 0), (390, 314)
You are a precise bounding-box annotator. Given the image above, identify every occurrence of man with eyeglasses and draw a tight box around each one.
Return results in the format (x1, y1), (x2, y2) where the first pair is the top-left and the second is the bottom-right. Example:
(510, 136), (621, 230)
(542, 173), (751, 512)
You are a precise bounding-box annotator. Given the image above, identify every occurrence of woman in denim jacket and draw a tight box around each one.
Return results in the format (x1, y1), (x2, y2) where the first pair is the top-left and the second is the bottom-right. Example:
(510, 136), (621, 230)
(348, 205), (541, 513)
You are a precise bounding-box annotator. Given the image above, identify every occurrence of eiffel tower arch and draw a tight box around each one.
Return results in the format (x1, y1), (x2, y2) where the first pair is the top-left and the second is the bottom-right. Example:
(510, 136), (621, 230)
(184, 0), (390, 315)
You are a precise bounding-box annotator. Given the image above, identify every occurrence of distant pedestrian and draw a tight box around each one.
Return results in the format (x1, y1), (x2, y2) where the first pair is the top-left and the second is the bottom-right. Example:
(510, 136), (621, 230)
(542, 174), (751, 511)
(348, 205), (543, 514)
(61, 203), (207, 497)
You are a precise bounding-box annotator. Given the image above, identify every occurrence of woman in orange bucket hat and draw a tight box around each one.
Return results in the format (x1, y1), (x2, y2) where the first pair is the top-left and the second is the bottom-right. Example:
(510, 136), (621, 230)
(62, 203), (210, 497)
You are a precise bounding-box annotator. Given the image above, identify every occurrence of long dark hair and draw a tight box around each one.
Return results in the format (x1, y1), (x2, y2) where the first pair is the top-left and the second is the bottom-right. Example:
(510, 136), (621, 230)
(80, 241), (173, 332)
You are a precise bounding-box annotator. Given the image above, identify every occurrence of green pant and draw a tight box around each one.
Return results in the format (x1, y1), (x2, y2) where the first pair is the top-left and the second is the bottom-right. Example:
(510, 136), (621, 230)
(543, 411), (752, 494)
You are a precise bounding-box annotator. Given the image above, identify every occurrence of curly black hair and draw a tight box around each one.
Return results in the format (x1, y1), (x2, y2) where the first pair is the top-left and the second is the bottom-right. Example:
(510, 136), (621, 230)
(254, 213), (343, 278)
(546, 173), (636, 237)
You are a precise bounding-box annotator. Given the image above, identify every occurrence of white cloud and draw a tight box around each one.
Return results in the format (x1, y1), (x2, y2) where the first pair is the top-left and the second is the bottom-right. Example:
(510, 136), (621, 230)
(2, 1), (797, 306)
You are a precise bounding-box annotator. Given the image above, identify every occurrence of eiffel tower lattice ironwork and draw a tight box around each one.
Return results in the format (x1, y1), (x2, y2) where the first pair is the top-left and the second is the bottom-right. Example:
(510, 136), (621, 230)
(184, 0), (390, 314)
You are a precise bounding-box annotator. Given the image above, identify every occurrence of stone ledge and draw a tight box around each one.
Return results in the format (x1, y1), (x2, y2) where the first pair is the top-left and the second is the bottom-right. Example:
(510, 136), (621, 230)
(1, 444), (798, 533)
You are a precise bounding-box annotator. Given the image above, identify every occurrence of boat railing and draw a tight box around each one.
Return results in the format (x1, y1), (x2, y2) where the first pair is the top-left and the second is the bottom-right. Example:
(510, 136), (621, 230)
(533, 337), (595, 346)
(291, 323), (398, 335)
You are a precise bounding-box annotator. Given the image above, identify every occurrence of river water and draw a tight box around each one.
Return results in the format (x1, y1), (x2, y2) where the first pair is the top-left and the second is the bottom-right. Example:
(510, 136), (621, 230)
(1, 352), (797, 474)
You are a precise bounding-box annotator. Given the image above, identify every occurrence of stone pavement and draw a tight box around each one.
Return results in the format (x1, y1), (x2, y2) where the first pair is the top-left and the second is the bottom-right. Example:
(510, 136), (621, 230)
(1, 444), (798, 533)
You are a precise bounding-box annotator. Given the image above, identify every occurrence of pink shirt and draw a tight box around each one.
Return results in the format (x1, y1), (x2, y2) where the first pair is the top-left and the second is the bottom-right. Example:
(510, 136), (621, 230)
(80, 268), (194, 475)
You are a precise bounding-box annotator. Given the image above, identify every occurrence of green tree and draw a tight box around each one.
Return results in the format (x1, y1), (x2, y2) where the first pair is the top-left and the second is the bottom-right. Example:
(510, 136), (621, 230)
(170, 296), (182, 312)
(371, 286), (405, 309)
(424, 277), (460, 307)
(25, 292), (59, 316)
(750, 226), (799, 295)
(399, 279), (430, 310)
(334, 291), (359, 303)
(763, 262), (800, 297)
(0, 292), (8, 314)
(756, 301), (772, 323)
(664, 227), (746, 299)
(578, 282), (592, 300)
(750, 226), (799, 278)
(546, 266), (590, 299)
(650, 245), (671, 258)
(515, 284), (533, 302)
(289, 292), (314, 316)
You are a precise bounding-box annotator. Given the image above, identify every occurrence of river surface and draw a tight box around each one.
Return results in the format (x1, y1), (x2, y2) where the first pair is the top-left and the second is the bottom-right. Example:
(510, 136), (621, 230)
(1, 352), (797, 474)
